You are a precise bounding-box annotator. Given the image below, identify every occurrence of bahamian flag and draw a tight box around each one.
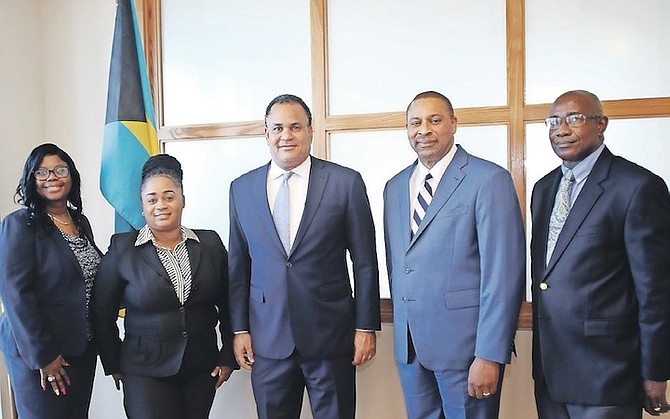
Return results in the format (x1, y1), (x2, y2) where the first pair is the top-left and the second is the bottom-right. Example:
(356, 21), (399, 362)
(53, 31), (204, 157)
(101, 0), (159, 232)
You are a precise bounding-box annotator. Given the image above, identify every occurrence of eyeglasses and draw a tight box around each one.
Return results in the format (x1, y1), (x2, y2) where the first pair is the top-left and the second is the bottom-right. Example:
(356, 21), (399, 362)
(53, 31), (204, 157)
(34, 166), (70, 181)
(544, 114), (602, 129)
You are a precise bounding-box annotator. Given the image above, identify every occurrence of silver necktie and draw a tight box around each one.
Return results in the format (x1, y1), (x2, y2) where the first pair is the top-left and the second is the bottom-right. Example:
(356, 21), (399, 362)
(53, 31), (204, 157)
(546, 169), (575, 265)
(273, 171), (294, 252)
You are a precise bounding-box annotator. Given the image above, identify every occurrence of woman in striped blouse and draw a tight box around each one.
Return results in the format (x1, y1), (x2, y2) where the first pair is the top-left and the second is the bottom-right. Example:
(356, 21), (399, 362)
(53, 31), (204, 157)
(93, 154), (237, 419)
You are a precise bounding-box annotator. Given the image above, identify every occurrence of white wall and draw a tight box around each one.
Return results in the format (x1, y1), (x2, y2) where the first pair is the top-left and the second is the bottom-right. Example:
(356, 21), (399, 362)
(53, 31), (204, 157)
(0, 0), (45, 219)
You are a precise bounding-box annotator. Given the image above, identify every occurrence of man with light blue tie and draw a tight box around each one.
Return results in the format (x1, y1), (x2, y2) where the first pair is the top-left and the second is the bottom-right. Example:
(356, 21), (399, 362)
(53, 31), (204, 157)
(384, 91), (525, 419)
(228, 94), (380, 419)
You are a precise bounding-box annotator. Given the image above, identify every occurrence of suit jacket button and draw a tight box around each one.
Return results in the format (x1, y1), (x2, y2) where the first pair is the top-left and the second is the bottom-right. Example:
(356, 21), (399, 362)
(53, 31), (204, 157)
(539, 282), (548, 291)
(179, 307), (185, 313)
(286, 262), (293, 268)
(182, 331), (188, 338)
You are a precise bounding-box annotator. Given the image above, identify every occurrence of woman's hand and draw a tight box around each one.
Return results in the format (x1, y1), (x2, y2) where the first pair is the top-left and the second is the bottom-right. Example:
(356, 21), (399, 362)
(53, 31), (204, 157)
(210, 365), (234, 389)
(39, 355), (70, 396)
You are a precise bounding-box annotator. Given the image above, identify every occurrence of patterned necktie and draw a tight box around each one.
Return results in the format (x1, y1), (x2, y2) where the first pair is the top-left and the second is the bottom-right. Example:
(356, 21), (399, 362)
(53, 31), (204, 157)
(546, 169), (575, 265)
(273, 171), (294, 252)
(411, 173), (433, 237)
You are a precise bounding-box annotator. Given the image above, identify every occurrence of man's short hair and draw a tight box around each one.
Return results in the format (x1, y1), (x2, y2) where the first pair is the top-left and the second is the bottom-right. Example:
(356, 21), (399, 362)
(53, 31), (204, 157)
(265, 94), (313, 127)
(407, 91), (455, 117)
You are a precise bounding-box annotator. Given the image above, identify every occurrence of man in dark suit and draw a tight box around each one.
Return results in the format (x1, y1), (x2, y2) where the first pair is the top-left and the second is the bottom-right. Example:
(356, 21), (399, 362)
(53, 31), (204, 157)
(228, 94), (380, 419)
(384, 91), (525, 418)
(530, 90), (670, 418)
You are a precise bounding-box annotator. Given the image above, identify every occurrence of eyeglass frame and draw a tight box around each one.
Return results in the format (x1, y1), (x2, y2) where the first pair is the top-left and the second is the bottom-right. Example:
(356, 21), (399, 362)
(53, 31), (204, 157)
(34, 166), (70, 181)
(544, 113), (603, 129)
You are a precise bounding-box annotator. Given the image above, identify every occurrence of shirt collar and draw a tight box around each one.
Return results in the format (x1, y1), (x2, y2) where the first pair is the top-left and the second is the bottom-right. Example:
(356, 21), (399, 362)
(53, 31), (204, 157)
(268, 155), (312, 181)
(561, 143), (605, 182)
(415, 143), (457, 182)
(134, 225), (200, 247)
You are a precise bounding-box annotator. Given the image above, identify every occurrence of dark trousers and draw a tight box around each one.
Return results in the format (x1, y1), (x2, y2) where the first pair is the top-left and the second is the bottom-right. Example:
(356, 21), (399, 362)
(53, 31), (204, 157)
(535, 380), (641, 419)
(4, 341), (96, 419)
(122, 368), (217, 419)
(251, 352), (356, 419)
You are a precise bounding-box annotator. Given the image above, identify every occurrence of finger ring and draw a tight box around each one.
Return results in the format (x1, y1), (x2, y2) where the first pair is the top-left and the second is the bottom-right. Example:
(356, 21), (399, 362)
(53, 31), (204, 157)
(483, 392), (491, 397)
(367, 356), (373, 360)
(47, 375), (56, 382)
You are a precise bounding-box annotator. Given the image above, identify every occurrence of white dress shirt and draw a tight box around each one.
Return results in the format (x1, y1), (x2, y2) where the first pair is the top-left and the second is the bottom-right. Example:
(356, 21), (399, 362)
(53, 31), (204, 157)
(267, 156), (311, 250)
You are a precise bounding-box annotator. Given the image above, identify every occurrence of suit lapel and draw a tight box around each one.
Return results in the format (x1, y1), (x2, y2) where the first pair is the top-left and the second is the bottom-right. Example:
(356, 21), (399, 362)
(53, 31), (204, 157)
(291, 157), (328, 255)
(544, 149), (611, 277)
(49, 227), (84, 277)
(186, 238), (201, 279)
(140, 241), (170, 281)
(532, 168), (562, 274)
(409, 147), (466, 248)
(396, 164), (414, 250)
(252, 163), (287, 255)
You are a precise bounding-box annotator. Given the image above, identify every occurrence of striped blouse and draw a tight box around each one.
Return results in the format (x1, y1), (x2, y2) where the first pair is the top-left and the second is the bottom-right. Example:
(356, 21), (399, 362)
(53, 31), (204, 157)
(134, 225), (199, 305)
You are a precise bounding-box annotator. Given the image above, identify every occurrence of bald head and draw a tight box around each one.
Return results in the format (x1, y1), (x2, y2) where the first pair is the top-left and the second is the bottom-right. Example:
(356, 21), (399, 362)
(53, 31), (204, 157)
(553, 90), (604, 115)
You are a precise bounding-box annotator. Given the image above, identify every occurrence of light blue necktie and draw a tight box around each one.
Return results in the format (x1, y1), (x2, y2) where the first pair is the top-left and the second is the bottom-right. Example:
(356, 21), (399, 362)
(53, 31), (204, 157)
(273, 171), (294, 252)
(546, 169), (575, 265)
(411, 173), (433, 237)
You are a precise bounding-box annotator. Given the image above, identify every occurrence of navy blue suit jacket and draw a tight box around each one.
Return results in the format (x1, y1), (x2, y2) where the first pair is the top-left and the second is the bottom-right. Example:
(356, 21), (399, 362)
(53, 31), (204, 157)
(228, 156), (380, 360)
(384, 145), (525, 371)
(530, 147), (670, 405)
(93, 229), (236, 377)
(0, 208), (100, 370)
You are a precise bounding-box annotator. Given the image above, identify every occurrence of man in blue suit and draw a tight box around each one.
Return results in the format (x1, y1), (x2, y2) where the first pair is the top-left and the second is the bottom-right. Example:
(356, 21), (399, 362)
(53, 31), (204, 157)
(384, 91), (525, 419)
(530, 90), (670, 418)
(228, 94), (380, 419)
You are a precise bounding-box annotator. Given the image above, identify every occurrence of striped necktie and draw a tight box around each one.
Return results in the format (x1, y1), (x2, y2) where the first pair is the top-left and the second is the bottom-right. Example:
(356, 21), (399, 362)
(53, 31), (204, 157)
(412, 173), (433, 237)
(546, 169), (575, 265)
(273, 171), (293, 252)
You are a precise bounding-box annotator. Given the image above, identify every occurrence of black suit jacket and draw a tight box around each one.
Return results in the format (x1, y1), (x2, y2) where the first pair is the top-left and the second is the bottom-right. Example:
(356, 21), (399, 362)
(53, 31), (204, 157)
(93, 229), (236, 377)
(530, 147), (670, 405)
(0, 208), (101, 370)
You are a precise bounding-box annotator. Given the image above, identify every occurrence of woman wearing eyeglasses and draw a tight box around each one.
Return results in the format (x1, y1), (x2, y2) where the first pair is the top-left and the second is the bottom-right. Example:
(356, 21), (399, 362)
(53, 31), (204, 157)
(0, 143), (101, 418)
